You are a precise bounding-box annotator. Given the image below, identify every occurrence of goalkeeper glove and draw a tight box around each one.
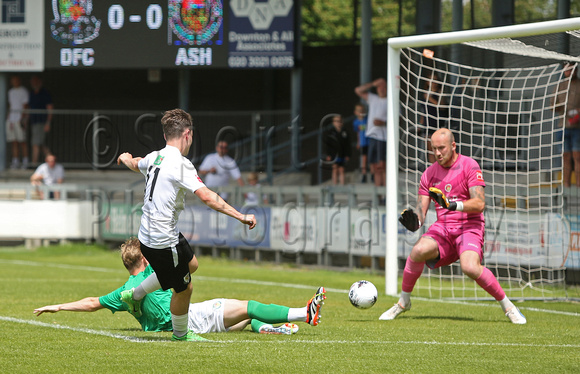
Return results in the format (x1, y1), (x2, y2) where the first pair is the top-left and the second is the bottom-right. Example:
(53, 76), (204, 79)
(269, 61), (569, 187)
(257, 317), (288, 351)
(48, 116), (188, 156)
(399, 209), (421, 232)
(428, 187), (463, 211)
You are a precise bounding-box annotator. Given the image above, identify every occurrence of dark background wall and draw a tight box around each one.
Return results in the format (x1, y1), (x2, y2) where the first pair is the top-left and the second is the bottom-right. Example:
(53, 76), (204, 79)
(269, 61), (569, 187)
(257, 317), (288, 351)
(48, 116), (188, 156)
(36, 44), (388, 131)
(18, 44), (388, 181)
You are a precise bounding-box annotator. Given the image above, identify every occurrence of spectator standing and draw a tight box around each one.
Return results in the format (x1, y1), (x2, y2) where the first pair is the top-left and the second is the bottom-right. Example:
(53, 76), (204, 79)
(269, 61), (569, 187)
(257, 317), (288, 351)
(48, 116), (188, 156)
(198, 140), (244, 201)
(324, 114), (351, 185)
(6, 75), (29, 169)
(29, 75), (54, 165)
(30, 154), (64, 200)
(554, 63), (580, 187)
(355, 78), (387, 188)
(353, 103), (370, 183)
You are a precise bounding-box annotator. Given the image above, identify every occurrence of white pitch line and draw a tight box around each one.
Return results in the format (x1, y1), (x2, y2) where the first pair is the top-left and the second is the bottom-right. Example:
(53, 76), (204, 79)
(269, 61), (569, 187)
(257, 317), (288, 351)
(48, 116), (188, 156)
(218, 339), (580, 348)
(2, 316), (580, 348)
(1, 259), (578, 316)
(0, 316), (162, 343)
(0, 259), (121, 273)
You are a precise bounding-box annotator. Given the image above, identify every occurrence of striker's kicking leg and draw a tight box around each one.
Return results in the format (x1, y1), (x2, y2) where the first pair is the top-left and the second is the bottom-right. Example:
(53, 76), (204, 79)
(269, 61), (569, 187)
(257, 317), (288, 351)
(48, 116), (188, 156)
(140, 235), (208, 341)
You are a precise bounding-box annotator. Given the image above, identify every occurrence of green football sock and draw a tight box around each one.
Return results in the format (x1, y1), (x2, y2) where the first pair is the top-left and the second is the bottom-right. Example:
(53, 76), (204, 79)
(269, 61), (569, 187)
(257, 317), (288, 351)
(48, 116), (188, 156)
(247, 300), (290, 324)
(250, 319), (269, 333)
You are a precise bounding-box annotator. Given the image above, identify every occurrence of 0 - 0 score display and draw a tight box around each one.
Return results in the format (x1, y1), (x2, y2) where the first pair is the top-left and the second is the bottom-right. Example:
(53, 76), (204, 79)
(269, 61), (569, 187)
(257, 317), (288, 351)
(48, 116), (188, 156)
(45, 1), (295, 70)
(107, 4), (163, 31)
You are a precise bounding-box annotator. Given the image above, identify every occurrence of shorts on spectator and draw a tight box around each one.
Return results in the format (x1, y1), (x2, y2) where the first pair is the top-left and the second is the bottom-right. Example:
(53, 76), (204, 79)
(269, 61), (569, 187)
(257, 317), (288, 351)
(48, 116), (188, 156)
(564, 127), (580, 153)
(368, 138), (386, 164)
(6, 121), (25, 142)
(31, 123), (47, 146)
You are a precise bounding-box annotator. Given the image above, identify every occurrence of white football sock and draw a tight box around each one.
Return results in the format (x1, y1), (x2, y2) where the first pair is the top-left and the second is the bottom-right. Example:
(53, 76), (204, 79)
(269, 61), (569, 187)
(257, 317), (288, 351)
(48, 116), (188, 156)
(133, 272), (161, 300)
(499, 296), (514, 313)
(287, 307), (307, 322)
(172, 313), (189, 337)
(399, 291), (411, 307)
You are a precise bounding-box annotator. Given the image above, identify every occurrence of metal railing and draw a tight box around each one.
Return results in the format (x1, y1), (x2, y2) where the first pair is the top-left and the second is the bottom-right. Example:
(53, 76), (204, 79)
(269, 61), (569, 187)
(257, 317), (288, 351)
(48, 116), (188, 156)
(15, 108), (356, 186)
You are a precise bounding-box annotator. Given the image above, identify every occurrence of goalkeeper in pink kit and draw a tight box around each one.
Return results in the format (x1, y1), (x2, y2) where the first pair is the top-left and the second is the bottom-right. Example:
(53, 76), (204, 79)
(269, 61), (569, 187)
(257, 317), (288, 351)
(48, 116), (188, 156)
(380, 128), (526, 324)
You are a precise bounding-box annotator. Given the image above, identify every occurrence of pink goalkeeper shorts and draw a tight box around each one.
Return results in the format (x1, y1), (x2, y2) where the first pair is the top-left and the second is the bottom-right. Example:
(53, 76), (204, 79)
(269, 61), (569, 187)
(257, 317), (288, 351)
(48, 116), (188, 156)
(423, 220), (484, 269)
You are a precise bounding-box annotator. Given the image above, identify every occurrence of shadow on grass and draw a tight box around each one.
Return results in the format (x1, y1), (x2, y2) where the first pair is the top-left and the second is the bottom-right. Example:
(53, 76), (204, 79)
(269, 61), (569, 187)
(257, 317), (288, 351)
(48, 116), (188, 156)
(346, 315), (478, 322)
(408, 315), (475, 322)
(118, 328), (145, 332)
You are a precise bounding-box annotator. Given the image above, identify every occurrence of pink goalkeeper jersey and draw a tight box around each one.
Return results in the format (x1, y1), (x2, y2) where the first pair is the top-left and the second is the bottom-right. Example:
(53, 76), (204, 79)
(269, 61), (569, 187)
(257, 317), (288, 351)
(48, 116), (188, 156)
(419, 154), (486, 225)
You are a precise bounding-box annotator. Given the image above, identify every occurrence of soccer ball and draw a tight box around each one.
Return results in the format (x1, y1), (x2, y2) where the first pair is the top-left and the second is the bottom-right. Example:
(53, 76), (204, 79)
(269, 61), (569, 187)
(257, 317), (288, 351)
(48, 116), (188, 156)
(348, 280), (378, 309)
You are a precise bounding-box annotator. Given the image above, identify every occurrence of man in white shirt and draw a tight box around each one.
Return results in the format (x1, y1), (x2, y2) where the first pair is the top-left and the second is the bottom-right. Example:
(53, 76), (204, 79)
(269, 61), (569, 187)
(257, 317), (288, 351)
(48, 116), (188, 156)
(6, 75), (29, 169)
(198, 140), (245, 201)
(30, 154), (64, 200)
(117, 109), (256, 342)
(355, 78), (388, 188)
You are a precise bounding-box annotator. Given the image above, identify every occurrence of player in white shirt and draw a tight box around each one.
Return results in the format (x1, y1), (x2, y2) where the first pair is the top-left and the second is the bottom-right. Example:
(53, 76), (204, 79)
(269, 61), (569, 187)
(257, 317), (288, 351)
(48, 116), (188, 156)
(117, 109), (256, 342)
(198, 140), (244, 201)
(6, 75), (29, 169)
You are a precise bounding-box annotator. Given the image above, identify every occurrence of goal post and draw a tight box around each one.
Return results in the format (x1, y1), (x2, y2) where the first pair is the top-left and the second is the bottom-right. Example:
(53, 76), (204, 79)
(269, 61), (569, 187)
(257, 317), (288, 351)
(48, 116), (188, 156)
(385, 17), (580, 298)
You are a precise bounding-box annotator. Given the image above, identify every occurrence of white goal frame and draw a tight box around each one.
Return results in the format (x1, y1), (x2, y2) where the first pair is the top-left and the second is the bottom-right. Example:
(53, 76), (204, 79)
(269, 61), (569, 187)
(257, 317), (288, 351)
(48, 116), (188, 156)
(385, 17), (580, 296)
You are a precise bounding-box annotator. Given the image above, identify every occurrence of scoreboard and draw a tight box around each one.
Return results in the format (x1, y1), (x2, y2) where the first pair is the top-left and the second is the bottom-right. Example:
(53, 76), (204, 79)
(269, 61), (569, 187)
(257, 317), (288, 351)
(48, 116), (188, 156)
(44, 0), (295, 69)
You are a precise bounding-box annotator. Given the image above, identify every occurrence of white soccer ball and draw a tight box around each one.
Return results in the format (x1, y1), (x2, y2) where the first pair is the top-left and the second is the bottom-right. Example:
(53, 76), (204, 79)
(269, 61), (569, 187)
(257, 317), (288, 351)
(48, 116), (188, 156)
(348, 280), (378, 309)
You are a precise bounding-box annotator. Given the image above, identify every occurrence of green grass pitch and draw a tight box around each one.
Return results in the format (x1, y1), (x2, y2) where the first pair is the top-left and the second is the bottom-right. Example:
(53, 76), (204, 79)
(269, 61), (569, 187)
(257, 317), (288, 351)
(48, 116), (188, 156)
(0, 244), (579, 373)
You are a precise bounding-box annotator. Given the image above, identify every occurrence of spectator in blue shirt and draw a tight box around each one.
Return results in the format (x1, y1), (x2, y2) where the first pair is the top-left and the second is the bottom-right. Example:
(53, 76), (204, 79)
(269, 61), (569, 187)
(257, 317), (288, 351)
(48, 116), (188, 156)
(353, 103), (370, 183)
(29, 75), (54, 165)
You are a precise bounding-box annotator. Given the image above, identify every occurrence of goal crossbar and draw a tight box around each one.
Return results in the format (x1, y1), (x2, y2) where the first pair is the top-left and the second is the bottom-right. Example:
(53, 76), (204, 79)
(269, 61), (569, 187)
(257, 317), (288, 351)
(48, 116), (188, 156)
(385, 17), (580, 296)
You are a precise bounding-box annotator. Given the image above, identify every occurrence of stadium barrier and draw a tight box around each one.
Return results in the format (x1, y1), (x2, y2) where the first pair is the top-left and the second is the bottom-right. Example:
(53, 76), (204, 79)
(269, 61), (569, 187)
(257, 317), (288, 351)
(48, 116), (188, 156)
(99, 184), (389, 269)
(0, 180), (579, 273)
(0, 199), (97, 247)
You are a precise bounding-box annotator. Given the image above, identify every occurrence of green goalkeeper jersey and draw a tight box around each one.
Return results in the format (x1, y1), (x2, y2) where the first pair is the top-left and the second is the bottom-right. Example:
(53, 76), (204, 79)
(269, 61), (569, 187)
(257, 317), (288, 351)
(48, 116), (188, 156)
(98, 265), (172, 332)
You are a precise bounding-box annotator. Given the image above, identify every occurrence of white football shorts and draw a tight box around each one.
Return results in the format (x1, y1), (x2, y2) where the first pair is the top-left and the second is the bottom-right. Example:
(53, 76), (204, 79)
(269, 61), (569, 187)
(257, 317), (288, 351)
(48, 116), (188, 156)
(188, 298), (227, 333)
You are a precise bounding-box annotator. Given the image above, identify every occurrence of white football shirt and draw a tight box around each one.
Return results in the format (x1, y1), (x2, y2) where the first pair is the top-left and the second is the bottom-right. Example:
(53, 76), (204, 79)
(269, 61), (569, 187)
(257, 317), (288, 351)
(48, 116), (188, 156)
(137, 145), (205, 249)
(199, 153), (242, 187)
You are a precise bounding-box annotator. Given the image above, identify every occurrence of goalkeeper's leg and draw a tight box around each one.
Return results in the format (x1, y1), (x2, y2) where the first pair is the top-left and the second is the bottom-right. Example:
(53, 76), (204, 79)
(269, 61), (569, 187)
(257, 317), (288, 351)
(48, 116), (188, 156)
(400, 257), (425, 305)
(460, 242), (526, 324)
(379, 256), (423, 320)
(380, 237), (435, 321)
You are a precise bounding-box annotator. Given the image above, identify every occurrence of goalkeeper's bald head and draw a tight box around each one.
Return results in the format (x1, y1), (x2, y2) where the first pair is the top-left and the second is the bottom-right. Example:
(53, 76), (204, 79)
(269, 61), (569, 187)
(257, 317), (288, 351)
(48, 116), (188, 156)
(431, 128), (455, 145)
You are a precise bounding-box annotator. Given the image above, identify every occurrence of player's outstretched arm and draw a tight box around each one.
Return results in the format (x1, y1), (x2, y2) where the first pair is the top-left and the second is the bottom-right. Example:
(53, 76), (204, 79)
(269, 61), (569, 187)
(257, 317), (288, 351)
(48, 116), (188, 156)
(117, 152), (142, 173)
(194, 187), (256, 229)
(34, 297), (104, 316)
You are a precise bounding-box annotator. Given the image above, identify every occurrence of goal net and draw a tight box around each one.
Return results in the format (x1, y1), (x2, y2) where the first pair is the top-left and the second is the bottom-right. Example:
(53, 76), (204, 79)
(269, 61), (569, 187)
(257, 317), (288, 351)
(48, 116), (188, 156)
(385, 18), (580, 301)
